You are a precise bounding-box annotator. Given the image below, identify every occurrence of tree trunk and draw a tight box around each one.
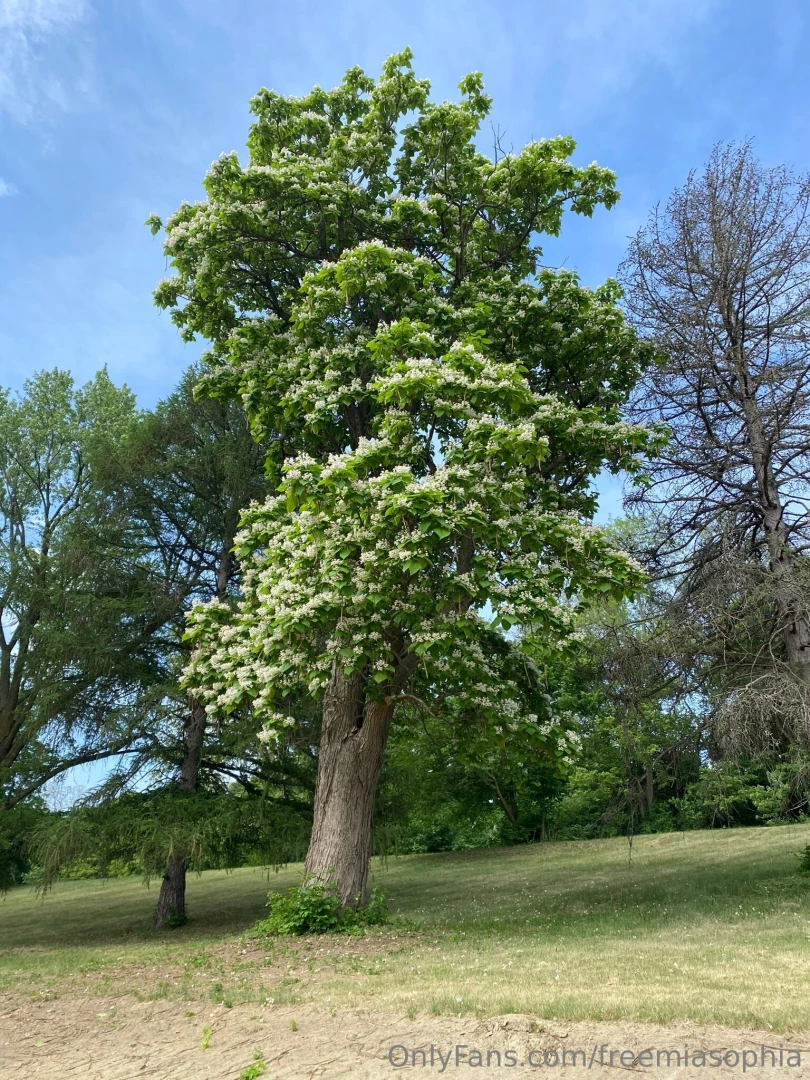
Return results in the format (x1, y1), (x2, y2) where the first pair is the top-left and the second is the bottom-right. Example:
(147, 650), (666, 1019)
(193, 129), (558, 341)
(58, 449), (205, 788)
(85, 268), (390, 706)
(761, 502), (810, 684)
(644, 763), (654, 816)
(154, 852), (187, 928)
(154, 511), (237, 930)
(737, 378), (810, 684)
(304, 664), (393, 908)
(154, 698), (207, 929)
(720, 307), (810, 686)
(490, 773), (518, 829)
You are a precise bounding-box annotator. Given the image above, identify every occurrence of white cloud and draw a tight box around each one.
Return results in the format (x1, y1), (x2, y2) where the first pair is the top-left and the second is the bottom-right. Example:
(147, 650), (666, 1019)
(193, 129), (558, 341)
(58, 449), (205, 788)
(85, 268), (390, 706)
(0, 0), (92, 125)
(0, 0), (86, 31)
(0, 177), (16, 196)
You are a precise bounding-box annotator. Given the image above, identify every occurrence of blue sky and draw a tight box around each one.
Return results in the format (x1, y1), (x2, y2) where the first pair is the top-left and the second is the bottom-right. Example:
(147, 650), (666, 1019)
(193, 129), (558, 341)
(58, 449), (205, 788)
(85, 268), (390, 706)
(1, 0), (807, 536)
(3, 0), (807, 804)
(2, 0), (809, 410)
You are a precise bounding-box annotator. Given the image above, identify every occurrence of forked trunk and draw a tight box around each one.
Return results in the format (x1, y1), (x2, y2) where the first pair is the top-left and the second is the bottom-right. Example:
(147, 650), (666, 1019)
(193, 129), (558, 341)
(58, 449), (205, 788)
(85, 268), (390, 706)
(304, 665), (393, 908)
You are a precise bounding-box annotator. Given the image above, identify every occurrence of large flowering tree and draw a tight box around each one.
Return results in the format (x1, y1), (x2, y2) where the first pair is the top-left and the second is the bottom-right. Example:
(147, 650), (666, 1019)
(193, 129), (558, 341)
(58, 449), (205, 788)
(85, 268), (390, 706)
(150, 51), (658, 905)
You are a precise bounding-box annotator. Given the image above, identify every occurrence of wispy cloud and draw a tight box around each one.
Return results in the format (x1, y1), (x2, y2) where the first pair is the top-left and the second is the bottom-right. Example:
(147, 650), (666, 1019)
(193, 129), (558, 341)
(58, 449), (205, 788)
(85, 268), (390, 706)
(0, 177), (16, 196)
(0, 0), (93, 124)
(555, 0), (722, 121)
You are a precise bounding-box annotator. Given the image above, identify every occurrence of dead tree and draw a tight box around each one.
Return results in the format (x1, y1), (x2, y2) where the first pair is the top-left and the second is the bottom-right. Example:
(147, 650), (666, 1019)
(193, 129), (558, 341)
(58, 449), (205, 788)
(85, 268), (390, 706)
(620, 142), (810, 743)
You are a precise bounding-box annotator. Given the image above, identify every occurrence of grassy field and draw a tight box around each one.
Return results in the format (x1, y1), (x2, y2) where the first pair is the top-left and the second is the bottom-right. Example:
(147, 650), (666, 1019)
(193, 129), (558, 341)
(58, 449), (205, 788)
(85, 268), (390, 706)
(3, 824), (810, 1032)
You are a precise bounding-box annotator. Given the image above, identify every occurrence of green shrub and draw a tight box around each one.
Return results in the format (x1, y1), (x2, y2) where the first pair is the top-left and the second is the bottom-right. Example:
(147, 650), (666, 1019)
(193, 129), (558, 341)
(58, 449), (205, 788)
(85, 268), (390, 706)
(261, 882), (342, 935)
(638, 803), (678, 835)
(359, 885), (389, 926)
(20, 864), (45, 887)
(105, 856), (143, 878)
(676, 767), (759, 830)
(798, 845), (810, 875)
(60, 858), (101, 880)
(0, 800), (51, 889)
(255, 881), (388, 936)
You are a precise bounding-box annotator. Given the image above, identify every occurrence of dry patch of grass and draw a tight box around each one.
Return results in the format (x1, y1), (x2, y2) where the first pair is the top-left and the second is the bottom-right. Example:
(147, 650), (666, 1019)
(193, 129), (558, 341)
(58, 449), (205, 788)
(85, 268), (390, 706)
(3, 824), (810, 1031)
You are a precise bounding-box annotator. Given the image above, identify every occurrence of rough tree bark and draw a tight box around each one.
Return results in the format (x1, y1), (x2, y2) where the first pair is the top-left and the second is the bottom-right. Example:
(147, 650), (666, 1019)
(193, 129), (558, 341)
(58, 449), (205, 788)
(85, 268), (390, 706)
(304, 668), (391, 907)
(303, 539), (474, 906)
(304, 654), (418, 908)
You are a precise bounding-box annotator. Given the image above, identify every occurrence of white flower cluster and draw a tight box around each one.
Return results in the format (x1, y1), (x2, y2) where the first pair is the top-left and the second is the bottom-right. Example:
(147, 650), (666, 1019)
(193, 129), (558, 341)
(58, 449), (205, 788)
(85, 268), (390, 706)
(161, 162), (651, 768)
(182, 248), (644, 762)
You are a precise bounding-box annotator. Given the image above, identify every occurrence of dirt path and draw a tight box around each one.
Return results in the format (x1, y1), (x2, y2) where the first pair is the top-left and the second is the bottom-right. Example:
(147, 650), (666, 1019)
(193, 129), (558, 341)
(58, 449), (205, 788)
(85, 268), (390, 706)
(1, 993), (809, 1079)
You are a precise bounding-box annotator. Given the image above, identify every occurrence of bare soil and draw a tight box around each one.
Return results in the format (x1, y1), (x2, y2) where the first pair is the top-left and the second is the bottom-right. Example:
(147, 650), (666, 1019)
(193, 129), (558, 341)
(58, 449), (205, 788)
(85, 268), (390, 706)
(2, 993), (809, 1079)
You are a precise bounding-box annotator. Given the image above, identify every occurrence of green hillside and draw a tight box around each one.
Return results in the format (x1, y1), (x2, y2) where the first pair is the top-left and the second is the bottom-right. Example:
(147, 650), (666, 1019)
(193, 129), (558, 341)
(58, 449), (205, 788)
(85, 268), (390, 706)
(4, 824), (810, 1032)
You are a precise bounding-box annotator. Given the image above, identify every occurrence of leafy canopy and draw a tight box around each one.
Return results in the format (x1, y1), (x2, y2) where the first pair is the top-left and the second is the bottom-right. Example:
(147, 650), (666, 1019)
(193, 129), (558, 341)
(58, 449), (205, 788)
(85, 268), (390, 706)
(0, 369), (164, 809)
(151, 50), (659, 762)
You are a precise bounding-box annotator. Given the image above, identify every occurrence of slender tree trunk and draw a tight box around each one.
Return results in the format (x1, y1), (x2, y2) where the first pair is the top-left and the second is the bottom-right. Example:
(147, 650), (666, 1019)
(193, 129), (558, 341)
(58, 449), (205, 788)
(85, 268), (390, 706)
(760, 502), (810, 684)
(304, 664), (393, 908)
(734, 357), (810, 684)
(154, 698), (207, 929)
(490, 773), (518, 829)
(719, 294), (810, 685)
(154, 511), (238, 930)
(644, 762), (654, 815)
